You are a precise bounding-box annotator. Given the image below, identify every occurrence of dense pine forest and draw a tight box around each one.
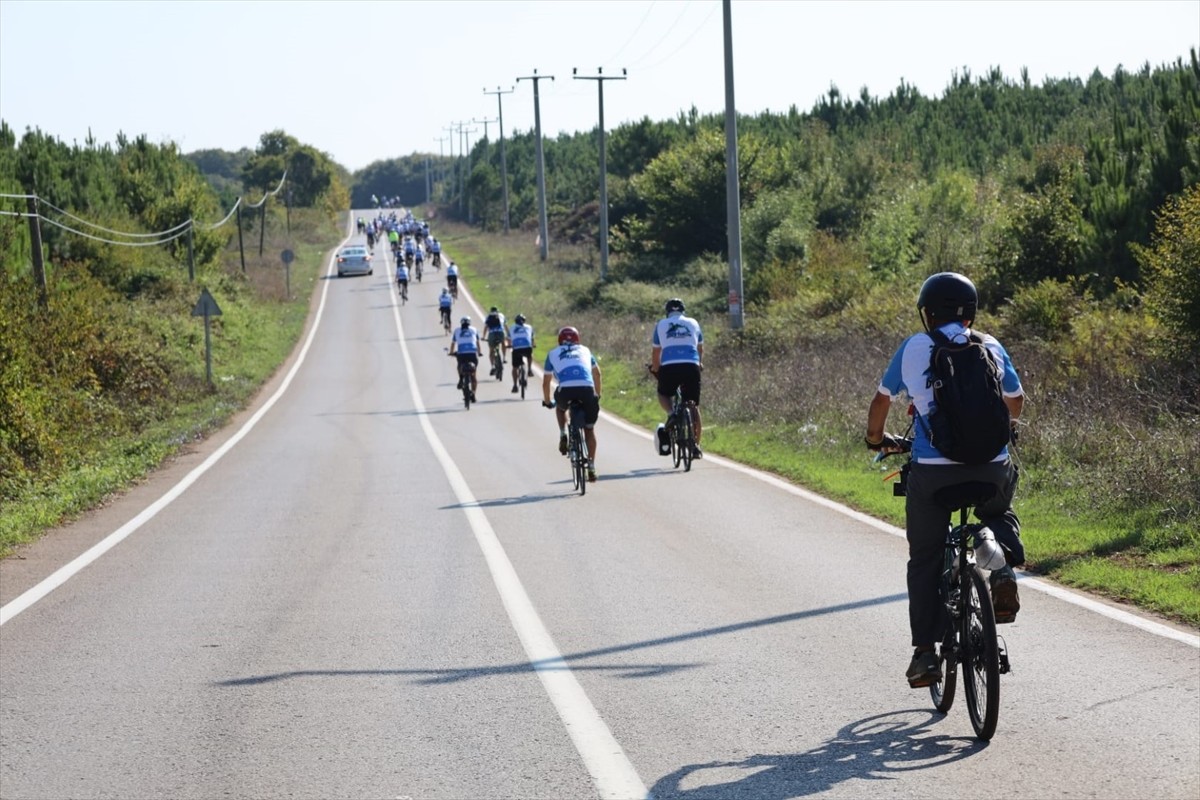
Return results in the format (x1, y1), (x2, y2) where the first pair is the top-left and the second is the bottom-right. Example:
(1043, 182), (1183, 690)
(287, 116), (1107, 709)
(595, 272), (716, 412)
(1, 54), (1197, 619)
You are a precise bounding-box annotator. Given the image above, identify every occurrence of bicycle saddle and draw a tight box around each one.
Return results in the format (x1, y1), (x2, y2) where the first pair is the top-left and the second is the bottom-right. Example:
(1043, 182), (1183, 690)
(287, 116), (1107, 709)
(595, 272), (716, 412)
(933, 481), (996, 511)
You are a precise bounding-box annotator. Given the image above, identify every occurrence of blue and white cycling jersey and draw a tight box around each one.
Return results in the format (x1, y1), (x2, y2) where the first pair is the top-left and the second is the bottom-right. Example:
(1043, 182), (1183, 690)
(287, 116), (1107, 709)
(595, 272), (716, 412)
(652, 313), (703, 365)
(452, 326), (480, 354)
(439, 293), (453, 309)
(509, 323), (534, 349)
(878, 321), (1023, 465)
(543, 344), (596, 389)
(446, 264), (459, 276)
(395, 265), (409, 281)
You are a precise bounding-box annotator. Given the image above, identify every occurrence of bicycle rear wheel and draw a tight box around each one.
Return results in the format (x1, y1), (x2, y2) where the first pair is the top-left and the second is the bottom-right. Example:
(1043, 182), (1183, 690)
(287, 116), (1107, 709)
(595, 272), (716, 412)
(570, 409), (588, 496)
(962, 567), (1000, 739)
(929, 628), (957, 713)
(680, 404), (695, 472)
(519, 365), (527, 399)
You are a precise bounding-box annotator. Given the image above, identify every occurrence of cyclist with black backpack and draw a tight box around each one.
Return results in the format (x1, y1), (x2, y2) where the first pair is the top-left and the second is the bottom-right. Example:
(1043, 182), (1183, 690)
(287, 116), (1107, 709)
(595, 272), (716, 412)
(864, 272), (1025, 689)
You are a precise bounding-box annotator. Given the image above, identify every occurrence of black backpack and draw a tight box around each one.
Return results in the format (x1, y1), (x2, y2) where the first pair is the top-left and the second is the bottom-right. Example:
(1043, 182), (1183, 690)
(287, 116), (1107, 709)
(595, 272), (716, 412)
(921, 330), (1011, 464)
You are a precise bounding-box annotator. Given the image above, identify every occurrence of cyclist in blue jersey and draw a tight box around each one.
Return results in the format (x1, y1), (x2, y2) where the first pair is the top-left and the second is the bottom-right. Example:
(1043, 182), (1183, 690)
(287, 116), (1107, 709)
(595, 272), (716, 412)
(649, 298), (704, 459)
(865, 272), (1025, 688)
(542, 326), (602, 482)
(449, 316), (481, 402)
(508, 314), (536, 393)
(438, 288), (454, 332)
(483, 307), (508, 374)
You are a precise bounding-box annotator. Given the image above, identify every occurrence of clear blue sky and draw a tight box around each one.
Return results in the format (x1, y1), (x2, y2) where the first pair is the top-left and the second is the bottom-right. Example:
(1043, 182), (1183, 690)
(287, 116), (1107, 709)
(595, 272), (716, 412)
(1, 0), (1196, 172)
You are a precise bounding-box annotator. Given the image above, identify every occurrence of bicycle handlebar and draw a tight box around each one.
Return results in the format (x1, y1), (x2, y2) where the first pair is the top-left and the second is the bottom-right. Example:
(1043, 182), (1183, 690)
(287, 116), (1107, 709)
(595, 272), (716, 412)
(871, 435), (913, 463)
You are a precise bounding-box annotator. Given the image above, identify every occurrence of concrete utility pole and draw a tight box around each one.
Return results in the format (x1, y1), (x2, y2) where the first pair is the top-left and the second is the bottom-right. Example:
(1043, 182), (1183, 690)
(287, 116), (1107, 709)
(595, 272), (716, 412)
(723, 0), (745, 329)
(474, 116), (499, 227)
(573, 67), (626, 282)
(484, 85), (515, 233)
(444, 125), (456, 206)
(517, 69), (554, 261)
(434, 136), (449, 201)
(455, 122), (478, 219)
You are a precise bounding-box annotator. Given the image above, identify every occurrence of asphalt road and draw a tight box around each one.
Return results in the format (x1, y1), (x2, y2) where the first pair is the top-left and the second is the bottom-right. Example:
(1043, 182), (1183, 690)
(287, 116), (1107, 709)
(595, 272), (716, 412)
(2, 216), (1197, 800)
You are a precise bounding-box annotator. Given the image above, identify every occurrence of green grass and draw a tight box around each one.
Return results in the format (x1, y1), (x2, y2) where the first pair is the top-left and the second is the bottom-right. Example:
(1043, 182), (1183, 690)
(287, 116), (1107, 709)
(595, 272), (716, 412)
(0, 210), (345, 556)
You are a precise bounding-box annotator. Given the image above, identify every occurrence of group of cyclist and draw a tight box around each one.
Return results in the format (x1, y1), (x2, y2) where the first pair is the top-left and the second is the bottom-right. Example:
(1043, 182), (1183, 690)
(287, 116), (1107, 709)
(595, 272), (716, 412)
(435, 248), (1028, 690)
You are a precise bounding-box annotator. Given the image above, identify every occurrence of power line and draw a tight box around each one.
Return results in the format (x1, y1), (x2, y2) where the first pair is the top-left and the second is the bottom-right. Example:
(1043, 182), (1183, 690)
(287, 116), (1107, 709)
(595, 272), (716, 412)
(637, 2), (719, 72)
(625, 0), (693, 70)
(601, 0), (657, 69)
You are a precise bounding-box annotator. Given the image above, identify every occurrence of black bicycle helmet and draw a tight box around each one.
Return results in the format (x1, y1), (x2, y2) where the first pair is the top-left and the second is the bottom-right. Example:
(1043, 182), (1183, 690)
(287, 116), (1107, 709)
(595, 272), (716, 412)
(514, 314), (526, 325)
(460, 316), (471, 328)
(917, 272), (977, 323)
(664, 297), (685, 314)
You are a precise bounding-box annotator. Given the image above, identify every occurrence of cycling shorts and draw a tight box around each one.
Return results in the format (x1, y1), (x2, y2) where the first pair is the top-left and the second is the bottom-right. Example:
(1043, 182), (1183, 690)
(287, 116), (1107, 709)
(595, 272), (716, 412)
(554, 386), (600, 428)
(487, 330), (506, 346)
(455, 353), (478, 371)
(657, 363), (701, 405)
(512, 348), (534, 369)
(447, 275), (458, 286)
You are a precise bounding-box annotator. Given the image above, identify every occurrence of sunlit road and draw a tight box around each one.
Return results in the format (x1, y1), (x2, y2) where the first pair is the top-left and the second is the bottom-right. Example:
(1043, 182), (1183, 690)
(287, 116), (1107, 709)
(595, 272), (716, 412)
(2, 214), (1197, 800)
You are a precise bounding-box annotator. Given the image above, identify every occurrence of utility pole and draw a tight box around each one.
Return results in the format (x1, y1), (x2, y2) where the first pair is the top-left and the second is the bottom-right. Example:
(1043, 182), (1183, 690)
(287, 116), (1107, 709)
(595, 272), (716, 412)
(454, 121), (477, 218)
(723, 0), (745, 329)
(444, 125), (456, 206)
(517, 69), (554, 261)
(573, 66), (626, 282)
(484, 85), (515, 233)
(25, 194), (48, 308)
(474, 117), (498, 228)
(434, 136), (448, 202)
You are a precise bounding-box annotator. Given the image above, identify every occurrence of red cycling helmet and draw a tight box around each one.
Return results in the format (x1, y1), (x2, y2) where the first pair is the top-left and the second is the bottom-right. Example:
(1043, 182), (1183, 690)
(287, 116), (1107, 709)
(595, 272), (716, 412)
(557, 326), (580, 345)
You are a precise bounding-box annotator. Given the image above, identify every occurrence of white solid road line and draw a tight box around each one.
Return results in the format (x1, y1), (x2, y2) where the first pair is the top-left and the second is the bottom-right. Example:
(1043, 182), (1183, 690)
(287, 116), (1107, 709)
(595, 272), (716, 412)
(0, 224), (357, 628)
(386, 275), (650, 800)
(598, 410), (1200, 649)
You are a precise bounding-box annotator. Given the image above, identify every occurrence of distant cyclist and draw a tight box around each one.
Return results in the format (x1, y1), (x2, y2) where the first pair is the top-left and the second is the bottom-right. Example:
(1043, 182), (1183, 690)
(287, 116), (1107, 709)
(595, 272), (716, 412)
(449, 316), (480, 402)
(508, 314), (535, 393)
(542, 326), (602, 483)
(394, 261), (410, 300)
(484, 306), (508, 372)
(649, 297), (704, 459)
(438, 288), (453, 332)
(446, 261), (459, 296)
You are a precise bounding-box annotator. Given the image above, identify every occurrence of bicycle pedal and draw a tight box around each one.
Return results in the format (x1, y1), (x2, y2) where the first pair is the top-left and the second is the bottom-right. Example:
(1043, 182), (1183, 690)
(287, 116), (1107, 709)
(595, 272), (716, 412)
(997, 635), (1011, 675)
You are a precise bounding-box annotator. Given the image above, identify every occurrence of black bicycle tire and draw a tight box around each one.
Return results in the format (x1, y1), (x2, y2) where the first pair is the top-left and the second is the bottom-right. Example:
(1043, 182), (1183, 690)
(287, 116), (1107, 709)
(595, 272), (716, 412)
(571, 407), (588, 495)
(962, 567), (1000, 740)
(930, 626), (958, 714)
(681, 404), (695, 472)
(519, 366), (527, 399)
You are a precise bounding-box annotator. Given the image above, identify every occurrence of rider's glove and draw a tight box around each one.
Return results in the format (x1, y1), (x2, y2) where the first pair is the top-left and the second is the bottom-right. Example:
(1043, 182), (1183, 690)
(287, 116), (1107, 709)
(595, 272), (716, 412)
(865, 433), (901, 451)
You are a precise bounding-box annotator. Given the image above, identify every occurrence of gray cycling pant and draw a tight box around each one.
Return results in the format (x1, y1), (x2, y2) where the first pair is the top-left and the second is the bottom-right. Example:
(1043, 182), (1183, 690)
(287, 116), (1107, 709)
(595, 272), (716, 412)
(905, 459), (1021, 647)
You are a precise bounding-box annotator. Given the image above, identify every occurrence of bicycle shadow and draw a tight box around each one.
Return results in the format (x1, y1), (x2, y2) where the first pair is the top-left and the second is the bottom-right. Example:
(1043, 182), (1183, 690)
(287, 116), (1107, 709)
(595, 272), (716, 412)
(649, 710), (984, 799)
(440, 492), (574, 510)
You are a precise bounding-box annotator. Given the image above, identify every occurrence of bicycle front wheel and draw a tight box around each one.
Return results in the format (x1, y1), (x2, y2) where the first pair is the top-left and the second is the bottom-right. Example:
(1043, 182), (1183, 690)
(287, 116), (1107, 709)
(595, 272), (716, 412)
(962, 567), (1000, 740)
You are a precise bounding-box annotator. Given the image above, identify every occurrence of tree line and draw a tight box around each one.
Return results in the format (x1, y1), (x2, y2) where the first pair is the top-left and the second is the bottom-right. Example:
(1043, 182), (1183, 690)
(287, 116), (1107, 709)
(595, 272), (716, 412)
(436, 53), (1198, 335)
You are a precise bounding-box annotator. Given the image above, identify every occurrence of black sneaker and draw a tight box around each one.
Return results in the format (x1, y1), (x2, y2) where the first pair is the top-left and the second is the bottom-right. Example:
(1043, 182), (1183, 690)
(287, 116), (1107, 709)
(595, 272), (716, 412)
(691, 445), (703, 460)
(558, 434), (569, 455)
(991, 567), (1020, 624)
(511, 385), (519, 394)
(587, 462), (597, 482)
(906, 649), (942, 688)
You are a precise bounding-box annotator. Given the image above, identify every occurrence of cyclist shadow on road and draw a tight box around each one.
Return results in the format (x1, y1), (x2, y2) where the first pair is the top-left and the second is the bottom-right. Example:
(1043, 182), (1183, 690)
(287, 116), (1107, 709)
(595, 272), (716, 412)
(649, 710), (984, 799)
(440, 492), (575, 510)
